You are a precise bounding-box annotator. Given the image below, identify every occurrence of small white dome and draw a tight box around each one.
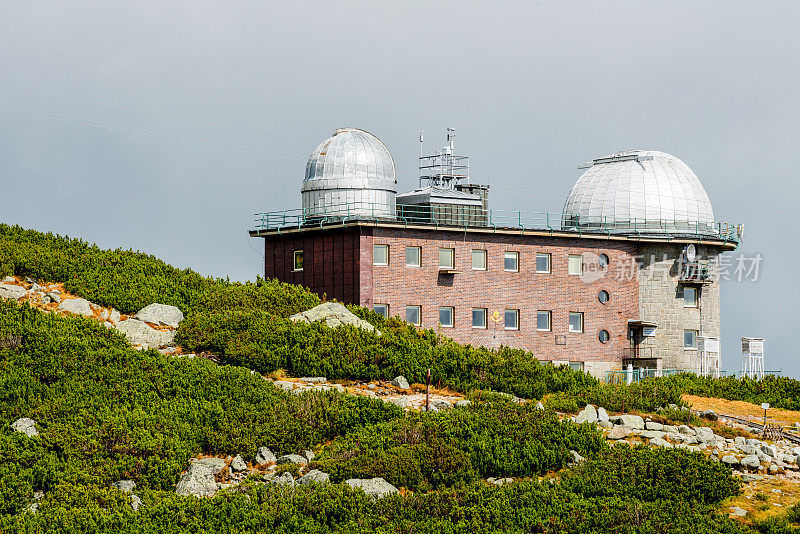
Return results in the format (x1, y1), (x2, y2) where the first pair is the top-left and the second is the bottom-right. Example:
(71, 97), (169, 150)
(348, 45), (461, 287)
(563, 150), (715, 234)
(302, 128), (396, 219)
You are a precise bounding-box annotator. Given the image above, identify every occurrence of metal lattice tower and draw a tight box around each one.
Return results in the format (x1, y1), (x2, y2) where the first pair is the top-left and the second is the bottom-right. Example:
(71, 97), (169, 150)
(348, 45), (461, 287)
(741, 337), (765, 379)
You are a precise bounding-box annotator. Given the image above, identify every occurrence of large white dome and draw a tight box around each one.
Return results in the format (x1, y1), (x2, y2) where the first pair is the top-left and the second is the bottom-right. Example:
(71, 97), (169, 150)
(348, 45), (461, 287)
(302, 128), (396, 219)
(562, 150), (715, 234)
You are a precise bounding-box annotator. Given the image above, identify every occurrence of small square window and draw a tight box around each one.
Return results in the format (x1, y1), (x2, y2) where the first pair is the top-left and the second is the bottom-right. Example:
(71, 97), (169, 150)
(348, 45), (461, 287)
(504, 251), (519, 272)
(536, 253), (551, 273)
(568, 254), (583, 275)
(373, 304), (388, 318)
(439, 307), (454, 327)
(569, 312), (583, 333)
(292, 250), (304, 272)
(683, 286), (698, 307)
(406, 246), (421, 267)
(569, 361), (584, 372)
(504, 309), (519, 330)
(439, 248), (455, 269)
(472, 308), (487, 329)
(405, 305), (421, 326)
(684, 330), (698, 349)
(374, 244), (389, 266)
(472, 249), (487, 270)
(537, 311), (551, 331)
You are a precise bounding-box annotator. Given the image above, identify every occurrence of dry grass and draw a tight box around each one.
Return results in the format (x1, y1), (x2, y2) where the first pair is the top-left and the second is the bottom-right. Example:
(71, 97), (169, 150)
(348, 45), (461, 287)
(723, 475), (800, 523)
(683, 394), (800, 428)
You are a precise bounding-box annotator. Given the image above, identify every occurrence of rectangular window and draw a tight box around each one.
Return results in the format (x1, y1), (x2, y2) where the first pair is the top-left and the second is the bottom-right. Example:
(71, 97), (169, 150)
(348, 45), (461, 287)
(683, 286), (698, 307)
(568, 254), (583, 275)
(373, 244), (389, 266)
(439, 248), (455, 269)
(504, 251), (519, 272)
(373, 304), (388, 318)
(405, 246), (421, 267)
(536, 253), (551, 273)
(405, 305), (421, 326)
(438, 306), (454, 328)
(504, 309), (519, 330)
(537, 311), (551, 331)
(292, 250), (304, 272)
(569, 362), (584, 372)
(569, 312), (584, 333)
(472, 249), (487, 270)
(684, 330), (698, 349)
(472, 308), (487, 329)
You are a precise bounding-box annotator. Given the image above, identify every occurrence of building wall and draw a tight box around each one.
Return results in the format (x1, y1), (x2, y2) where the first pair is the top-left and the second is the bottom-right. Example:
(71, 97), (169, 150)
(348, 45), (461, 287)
(366, 227), (640, 374)
(637, 243), (722, 371)
(263, 229), (363, 304)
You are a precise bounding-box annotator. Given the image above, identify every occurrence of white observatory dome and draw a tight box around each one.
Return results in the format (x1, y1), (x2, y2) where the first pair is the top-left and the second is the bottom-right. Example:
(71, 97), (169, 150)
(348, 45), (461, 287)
(302, 128), (396, 219)
(562, 150), (715, 234)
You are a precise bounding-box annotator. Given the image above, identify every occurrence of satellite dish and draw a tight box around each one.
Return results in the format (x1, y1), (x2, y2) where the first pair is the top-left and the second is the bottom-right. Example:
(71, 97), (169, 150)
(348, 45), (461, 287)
(686, 244), (696, 262)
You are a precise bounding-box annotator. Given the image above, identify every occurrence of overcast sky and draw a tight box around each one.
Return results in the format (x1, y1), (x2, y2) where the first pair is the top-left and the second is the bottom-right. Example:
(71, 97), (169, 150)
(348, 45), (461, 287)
(1, 1), (798, 376)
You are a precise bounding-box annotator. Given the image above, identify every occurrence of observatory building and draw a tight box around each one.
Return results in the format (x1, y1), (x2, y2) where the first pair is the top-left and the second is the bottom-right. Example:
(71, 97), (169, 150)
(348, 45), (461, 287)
(250, 128), (741, 380)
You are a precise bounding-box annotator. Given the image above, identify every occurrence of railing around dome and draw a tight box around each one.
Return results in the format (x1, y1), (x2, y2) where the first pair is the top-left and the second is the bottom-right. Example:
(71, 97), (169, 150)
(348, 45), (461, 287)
(253, 201), (742, 243)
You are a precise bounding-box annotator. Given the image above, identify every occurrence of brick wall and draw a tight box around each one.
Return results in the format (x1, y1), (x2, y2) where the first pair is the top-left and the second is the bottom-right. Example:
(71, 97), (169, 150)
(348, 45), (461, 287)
(367, 227), (640, 370)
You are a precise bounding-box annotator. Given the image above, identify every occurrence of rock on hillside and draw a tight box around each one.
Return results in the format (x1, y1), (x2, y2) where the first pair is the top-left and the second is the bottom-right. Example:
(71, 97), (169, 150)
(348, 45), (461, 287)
(113, 319), (176, 350)
(0, 284), (27, 300)
(345, 477), (398, 498)
(134, 303), (184, 328)
(290, 302), (380, 335)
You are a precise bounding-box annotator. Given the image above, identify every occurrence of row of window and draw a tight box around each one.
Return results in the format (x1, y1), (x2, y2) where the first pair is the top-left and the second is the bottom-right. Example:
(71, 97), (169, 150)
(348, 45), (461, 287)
(373, 244), (608, 275)
(374, 304), (592, 334)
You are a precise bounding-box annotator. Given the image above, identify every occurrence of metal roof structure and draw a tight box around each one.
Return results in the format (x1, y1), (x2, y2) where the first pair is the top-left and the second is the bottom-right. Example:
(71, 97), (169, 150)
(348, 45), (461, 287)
(563, 150), (715, 234)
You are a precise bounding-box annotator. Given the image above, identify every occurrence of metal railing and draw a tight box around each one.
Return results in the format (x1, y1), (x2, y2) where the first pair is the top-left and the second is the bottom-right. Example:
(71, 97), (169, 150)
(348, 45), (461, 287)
(253, 201), (742, 242)
(622, 347), (655, 360)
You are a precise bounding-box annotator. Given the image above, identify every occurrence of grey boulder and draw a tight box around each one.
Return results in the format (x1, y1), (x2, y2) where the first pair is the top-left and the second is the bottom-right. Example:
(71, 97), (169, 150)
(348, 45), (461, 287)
(290, 302), (380, 335)
(575, 405), (598, 424)
(175, 463), (217, 497)
(650, 437), (673, 448)
(596, 407), (609, 422)
(194, 457), (226, 474)
(111, 480), (137, 493)
(134, 303), (184, 328)
(298, 470), (330, 485)
(0, 284), (27, 300)
(741, 455), (761, 470)
(391, 376), (410, 389)
(230, 455), (247, 472)
(277, 454), (308, 465)
(345, 477), (398, 498)
(113, 319), (176, 350)
(607, 425), (632, 440)
(255, 447), (277, 465)
(721, 455), (739, 466)
(58, 298), (94, 317)
(11, 418), (38, 437)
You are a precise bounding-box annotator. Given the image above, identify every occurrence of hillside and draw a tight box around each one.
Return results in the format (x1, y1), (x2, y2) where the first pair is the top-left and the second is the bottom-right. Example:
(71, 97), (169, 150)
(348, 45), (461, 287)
(2, 224), (800, 533)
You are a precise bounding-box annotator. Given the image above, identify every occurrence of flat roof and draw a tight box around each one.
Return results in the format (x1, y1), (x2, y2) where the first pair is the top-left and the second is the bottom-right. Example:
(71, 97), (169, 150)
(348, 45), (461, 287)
(249, 219), (739, 250)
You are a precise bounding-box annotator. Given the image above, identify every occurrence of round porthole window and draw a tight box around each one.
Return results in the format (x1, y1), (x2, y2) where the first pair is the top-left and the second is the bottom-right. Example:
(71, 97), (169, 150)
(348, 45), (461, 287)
(599, 330), (610, 343)
(598, 290), (610, 304)
(598, 254), (609, 268)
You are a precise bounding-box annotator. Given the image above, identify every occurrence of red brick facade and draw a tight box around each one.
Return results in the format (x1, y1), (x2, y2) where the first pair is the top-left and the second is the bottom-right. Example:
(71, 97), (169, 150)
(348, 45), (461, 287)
(263, 224), (641, 369)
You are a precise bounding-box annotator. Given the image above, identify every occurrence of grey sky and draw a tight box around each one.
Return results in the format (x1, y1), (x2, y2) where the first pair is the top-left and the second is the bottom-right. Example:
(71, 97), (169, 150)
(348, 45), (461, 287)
(1, 1), (798, 376)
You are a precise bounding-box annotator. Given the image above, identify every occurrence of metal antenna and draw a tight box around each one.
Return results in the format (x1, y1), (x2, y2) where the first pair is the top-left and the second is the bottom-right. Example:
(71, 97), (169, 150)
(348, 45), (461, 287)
(419, 130), (424, 188)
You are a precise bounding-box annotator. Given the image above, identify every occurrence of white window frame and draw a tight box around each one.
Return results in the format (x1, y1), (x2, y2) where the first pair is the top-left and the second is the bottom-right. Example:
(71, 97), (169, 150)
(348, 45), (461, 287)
(683, 286), (698, 307)
(373, 244), (389, 266)
(373, 304), (389, 318)
(569, 361), (584, 372)
(292, 250), (304, 272)
(472, 308), (487, 329)
(438, 306), (454, 328)
(684, 329), (698, 349)
(439, 247), (455, 269)
(568, 254), (583, 276)
(504, 251), (519, 272)
(405, 246), (421, 268)
(471, 249), (487, 270)
(537, 311), (551, 332)
(536, 253), (551, 274)
(504, 309), (519, 330)
(405, 305), (421, 326)
(568, 312), (584, 333)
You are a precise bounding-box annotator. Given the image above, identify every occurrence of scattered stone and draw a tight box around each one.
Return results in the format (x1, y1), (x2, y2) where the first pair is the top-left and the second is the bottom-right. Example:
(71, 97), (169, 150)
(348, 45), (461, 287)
(391, 376), (410, 389)
(700, 410), (718, 421)
(277, 454), (308, 465)
(298, 470), (330, 485)
(109, 308), (121, 323)
(534, 401), (545, 411)
(57, 298), (94, 317)
(729, 506), (747, 517)
(111, 480), (136, 493)
(269, 472), (295, 486)
(432, 399), (453, 411)
(488, 477), (514, 486)
(194, 457), (227, 475)
(303, 450), (315, 462)
(617, 414), (645, 430)
(11, 418), (38, 437)
(29, 283), (43, 292)
(230, 455), (247, 472)
(678, 425), (695, 436)
(0, 284), (28, 300)
(598, 420), (613, 429)
(575, 405), (598, 424)
(300, 377), (326, 384)
(641, 430), (666, 440)
(740, 473), (763, 483)
(273, 381), (294, 392)
(344, 477), (398, 498)
(2, 276), (14, 283)
(134, 303), (184, 328)
(130, 494), (142, 511)
(113, 319), (176, 349)
(175, 463), (217, 498)
(738, 444), (757, 455)
(645, 421), (664, 431)
(596, 407), (609, 422)
(741, 455), (761, 470)
(256, 447), (277, 465)
(388, 397), (409, 409)
(650, 437), (673, 449)
(570, 450), (585, 463)
(290, 302), (380, 335)
(607, 425), (632, 440)
(721, 455), (739, 466)
(455, 400), (472, 408)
